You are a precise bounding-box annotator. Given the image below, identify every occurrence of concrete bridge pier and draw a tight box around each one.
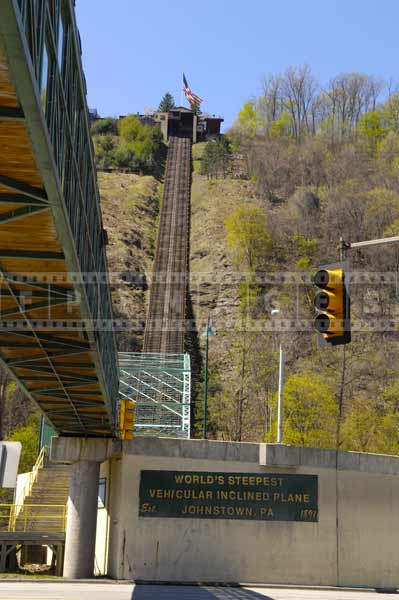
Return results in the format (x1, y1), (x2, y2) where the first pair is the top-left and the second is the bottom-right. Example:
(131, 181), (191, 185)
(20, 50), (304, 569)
(64, 460), (100, 578)
(51, 437), (118, 578)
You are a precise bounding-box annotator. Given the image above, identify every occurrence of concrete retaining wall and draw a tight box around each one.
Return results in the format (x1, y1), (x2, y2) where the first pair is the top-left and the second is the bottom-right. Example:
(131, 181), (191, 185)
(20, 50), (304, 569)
(105, 439), (399, 588)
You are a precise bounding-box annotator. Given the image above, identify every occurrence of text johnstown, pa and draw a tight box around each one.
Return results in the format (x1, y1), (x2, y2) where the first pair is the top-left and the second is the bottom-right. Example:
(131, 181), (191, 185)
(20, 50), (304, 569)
(139, 470), (318, 522)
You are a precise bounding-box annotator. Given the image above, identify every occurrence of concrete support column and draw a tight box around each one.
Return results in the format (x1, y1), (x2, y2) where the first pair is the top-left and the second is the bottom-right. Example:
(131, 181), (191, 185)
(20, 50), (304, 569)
(51, 437), (117, 579)
(63, 460), (100, 579)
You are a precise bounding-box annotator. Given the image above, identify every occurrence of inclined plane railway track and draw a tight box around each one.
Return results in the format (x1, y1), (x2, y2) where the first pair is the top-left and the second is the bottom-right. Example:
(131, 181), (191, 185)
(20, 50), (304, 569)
(143, 136), (192, 354)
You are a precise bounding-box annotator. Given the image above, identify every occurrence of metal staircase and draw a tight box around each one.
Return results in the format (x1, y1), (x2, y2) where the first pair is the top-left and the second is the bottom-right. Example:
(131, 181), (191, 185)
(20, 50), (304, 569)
(0, 448), (68, 573)
(14, 459), (69, 533)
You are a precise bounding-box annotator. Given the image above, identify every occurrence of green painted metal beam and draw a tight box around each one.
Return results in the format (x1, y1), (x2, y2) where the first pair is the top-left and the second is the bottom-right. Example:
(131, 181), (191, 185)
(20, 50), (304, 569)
(0, 106), (24, 120)
(0, 205), (48, 224)
(0, 193), (48, 206)
(0, 249), (64, 260)
(0, 298), (76, 318)
(0, 174), (47, 201)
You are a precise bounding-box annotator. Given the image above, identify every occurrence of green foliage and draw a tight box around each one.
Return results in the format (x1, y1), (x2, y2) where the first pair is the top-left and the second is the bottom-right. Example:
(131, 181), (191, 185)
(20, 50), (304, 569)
(238, 273), (262, 315)
(112, 144), (140, 170)
(269, 373), (338, 448)
(365, 188), (399, 236)
(270, 112), (292, 138)
(237, 101), (264, 138)
(382, 94), (399, 132)
(357, 111), (387, 153)
(158, 92), (175, 112)
(197, 69), (399, 451)
(93, 134), (117, 170)
(6, 413), (40, 474)
(341, 394), (381, 453)
(90, 118), (117, 136)
(341, 385), (399, 456)
(293, 235), (318, 257)
(118, 115), (146, 143)
(376, 131), (399, 178)
(200, 137), (231, 179)
(91, 114), (165, 174)
(225, 205), (272, 270)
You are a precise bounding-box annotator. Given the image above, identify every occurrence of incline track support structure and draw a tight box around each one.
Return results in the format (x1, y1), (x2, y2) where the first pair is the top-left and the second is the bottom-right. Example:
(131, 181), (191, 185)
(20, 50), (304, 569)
(119, 352), (191, 438)
(0, 0), (118, 436)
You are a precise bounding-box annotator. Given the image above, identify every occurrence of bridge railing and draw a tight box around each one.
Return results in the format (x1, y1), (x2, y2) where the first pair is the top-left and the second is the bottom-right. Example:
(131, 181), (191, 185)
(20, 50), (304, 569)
(12, 0), (118, 421)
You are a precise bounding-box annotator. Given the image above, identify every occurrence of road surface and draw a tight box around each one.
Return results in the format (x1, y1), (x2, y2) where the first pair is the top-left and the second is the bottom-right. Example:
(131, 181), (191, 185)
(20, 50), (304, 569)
(0, 582), (398, 599)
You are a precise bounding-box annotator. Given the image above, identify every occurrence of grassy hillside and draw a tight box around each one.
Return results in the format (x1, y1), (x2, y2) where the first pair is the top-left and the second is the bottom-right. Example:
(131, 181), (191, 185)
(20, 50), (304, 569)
(99, 172), (160, 351)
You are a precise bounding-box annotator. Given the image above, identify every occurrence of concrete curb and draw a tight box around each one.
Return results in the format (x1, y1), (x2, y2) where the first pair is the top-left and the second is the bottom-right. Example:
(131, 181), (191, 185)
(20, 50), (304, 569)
(0, 578), (125, 584)
(0, 578), (397, 593)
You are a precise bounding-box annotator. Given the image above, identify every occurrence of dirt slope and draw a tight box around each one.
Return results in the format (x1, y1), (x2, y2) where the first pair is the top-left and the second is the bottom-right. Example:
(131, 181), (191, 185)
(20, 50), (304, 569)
(99, 172), (160, 351)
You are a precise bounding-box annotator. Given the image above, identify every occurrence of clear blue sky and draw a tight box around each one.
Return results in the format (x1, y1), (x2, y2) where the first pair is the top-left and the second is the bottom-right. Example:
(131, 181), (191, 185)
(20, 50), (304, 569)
(76, 0), (399, 130)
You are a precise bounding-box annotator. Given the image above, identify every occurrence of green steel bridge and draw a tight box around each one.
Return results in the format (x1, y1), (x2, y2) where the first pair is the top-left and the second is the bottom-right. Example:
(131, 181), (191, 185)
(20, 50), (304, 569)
(0, 0), (118, 437)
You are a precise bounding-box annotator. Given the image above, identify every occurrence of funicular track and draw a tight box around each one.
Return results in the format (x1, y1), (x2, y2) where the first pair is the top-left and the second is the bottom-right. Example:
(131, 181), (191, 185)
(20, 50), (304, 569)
(143, 137), (191, 354)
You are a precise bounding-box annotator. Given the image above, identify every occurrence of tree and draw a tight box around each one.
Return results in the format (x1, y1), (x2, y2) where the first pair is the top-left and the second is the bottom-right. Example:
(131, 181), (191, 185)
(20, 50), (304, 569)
(281, 65), (318, 140)
(200, 138), (231, 179)
(225, 205), (272, 270)
(117, 115), (164, 171)
(237, 101), (265, 138)
(158, 92), (175, 112)
(357, 111), (387, 153)
(271, 372), (338, 448)
(7, 413), (40, 474)
(90, 117), (117, 136)
(383, 94), (399, 132)
(341, 393), (383, 453)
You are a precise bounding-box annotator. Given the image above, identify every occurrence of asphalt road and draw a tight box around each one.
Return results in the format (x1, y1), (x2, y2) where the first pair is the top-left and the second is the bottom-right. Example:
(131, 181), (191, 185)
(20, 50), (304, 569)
(0, 583), (398, 600)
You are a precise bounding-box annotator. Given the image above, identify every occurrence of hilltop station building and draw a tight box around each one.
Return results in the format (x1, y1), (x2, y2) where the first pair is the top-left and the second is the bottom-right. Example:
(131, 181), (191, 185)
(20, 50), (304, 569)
(91, 106), (224, 144)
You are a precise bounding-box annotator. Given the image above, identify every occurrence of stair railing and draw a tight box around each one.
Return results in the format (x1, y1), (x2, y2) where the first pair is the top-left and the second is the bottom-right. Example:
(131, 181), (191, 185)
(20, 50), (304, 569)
(1, 503), (67, 532)
(14, 446), (47, 515)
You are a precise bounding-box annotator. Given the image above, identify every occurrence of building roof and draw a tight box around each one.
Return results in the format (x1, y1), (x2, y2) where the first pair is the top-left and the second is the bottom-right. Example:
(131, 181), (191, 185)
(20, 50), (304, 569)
(170, 106), (193, 113)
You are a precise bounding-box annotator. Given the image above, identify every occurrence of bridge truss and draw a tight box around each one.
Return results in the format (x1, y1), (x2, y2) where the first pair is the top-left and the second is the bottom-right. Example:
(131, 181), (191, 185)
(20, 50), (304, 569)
(0, 0), (118, 436)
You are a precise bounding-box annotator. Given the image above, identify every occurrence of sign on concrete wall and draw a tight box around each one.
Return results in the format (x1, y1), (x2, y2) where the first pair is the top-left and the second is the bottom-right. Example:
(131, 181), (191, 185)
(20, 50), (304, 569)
(139, 470), (318, 522)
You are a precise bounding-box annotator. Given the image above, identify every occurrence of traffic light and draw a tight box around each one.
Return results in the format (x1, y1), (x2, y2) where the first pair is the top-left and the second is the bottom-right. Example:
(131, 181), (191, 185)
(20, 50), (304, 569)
(119, 399), (135, 440)
(313, 264), (350, 346)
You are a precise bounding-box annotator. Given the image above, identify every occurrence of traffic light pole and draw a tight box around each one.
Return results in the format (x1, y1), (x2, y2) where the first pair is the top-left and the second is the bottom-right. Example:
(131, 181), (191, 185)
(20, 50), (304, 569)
(339, 235), (399, 260)
(203, 325), (209, 440)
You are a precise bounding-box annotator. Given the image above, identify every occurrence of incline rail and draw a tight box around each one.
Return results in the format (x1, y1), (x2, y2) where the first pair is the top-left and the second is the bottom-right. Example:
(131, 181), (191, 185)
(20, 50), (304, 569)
(143, 137), (191, 354)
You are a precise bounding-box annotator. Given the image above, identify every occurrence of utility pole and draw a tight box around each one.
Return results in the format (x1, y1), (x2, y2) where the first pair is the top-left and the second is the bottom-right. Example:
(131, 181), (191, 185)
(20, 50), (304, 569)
(202, 317), (215, 440)
(271, 308), (285, 443)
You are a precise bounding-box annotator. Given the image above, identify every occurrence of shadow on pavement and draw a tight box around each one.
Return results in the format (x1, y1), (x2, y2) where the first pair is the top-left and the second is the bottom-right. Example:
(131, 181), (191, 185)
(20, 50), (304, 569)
(132, 585), (274, 600)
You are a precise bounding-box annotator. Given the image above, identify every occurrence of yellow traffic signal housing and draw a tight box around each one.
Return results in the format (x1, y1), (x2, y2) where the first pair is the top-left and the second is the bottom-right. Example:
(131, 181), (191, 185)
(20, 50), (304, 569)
(119, 399), (135, 441)
(313, 265), (350, 346)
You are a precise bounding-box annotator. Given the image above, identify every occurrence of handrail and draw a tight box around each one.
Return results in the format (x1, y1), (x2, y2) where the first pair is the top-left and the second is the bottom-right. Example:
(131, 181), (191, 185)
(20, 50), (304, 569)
(14, 447), (47, 513)
(0, 503), (67, 533)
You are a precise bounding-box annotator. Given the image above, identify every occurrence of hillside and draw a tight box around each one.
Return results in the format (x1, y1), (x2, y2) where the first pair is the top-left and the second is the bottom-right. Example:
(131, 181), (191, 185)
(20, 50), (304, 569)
(99, 172), (161, 351)
(100, 126), (399, 451)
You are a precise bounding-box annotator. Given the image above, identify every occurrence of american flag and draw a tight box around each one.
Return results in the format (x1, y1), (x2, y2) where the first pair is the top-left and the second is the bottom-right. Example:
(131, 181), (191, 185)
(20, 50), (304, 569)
(182, 74), (202, 108)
